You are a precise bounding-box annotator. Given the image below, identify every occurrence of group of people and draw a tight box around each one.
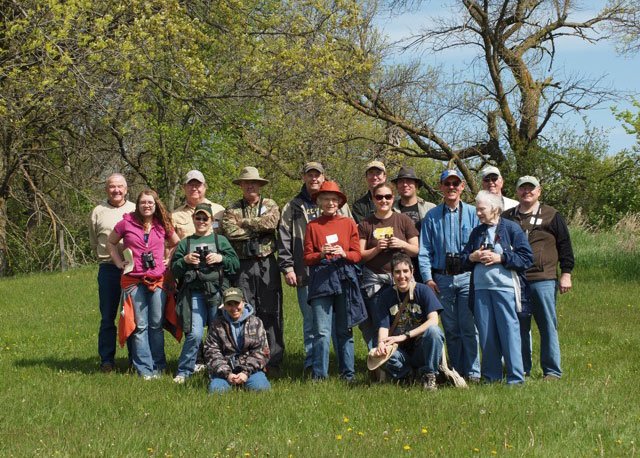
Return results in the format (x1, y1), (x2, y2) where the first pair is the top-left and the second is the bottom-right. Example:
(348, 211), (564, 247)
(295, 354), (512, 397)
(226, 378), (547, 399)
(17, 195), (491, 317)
(88, 160), (574, 392)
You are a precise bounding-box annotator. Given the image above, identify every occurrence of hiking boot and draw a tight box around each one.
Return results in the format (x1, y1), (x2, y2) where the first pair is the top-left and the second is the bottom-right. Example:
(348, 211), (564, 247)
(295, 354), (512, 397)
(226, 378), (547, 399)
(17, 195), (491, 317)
(422, 373), (437, 391)
(99, 363), (114, 373)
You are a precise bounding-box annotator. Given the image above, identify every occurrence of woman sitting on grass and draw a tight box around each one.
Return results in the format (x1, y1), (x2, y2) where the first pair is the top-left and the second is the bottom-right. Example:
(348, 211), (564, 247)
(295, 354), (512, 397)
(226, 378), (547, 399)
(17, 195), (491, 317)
(461, 191), (533, 385)
(107, 189), (180, 379)
(204, 288), (271, 393)
(170, 203), (239, 384)
(303, 181), (365, 381)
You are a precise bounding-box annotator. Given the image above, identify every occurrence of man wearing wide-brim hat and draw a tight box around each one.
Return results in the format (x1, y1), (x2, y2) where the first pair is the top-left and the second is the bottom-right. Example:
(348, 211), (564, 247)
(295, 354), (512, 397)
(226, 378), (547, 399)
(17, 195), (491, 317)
(391, 166), (436, 283)
(222, 166), (284, 372)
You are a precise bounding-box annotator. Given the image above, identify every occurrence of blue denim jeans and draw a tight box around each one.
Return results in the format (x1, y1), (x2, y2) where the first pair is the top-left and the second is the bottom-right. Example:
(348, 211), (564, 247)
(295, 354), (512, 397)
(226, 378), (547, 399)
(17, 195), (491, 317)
(519, 279), (562, 378)
(298, 285), (339, 372)
(310, 286), (355, 380)
(97, 263), (126, 365)
(434, 272), (480, 378)
(474, 289), (525, 384)
(359, 284), (393, 351)
(208, 371), (271, 393)
(130, 284), (166, 376)
(176, 291), (217, 378)
(386, 326), (444, 380)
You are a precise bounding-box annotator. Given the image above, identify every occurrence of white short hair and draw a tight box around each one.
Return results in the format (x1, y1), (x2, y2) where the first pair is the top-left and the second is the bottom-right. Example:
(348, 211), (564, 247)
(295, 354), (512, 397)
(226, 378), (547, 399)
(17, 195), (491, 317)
(475, 190), (503, 213)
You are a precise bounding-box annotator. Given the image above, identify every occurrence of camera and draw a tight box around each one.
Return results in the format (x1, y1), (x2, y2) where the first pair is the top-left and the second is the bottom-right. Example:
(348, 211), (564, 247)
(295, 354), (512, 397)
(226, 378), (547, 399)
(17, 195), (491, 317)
(141, 251), (156, 270)
(195, 245), (210, 269)
(245, 238), (261, 257)
(445, 252), (462, 275)
(482, 242), (494, 251)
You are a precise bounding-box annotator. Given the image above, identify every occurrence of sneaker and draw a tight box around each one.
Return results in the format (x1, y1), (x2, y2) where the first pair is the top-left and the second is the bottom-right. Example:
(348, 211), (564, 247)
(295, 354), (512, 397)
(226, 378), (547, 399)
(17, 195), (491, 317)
(543, 374), (561, 381)
(173, 375), (186, 384)
(193, 364), (207, 374)
(142, 374), (160, 381)
(466, 376), (481, 384)
(99, 363), (114, 373)
(422, 373), (437, 391)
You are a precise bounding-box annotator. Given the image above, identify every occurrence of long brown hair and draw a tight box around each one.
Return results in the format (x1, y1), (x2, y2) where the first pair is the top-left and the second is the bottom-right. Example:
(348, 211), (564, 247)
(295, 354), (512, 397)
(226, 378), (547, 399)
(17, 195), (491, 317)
(134, 189), (173, 233)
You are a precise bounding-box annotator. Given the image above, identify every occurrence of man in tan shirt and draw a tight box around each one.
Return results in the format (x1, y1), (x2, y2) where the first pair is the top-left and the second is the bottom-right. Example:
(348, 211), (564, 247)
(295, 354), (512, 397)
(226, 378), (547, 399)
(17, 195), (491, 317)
(89, 173), (136, 372)
(172, 170), (225, 239)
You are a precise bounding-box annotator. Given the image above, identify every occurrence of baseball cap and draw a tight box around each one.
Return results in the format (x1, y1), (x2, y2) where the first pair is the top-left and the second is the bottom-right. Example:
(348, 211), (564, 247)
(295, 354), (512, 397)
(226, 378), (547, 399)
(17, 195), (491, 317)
(193, 203), (213, 218)
(480, 166), (502, 179)
(516, 176), (540, 188)
(365, 160), (386, 173)
(220, 287), (244, 308)
(303, 161), (325, 174)
(184, 170), (206, 184)
(440, 169), (464, 183)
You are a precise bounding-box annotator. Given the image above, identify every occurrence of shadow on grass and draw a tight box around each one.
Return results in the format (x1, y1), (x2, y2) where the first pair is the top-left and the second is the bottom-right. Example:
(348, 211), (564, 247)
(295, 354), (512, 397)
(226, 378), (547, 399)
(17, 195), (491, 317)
(13, 356), (132, 375)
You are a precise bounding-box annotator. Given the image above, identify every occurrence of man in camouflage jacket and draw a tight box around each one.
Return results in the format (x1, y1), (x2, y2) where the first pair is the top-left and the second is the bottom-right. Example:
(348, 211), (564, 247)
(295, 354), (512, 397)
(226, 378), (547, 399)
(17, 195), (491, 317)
(222, 166), (283, 371)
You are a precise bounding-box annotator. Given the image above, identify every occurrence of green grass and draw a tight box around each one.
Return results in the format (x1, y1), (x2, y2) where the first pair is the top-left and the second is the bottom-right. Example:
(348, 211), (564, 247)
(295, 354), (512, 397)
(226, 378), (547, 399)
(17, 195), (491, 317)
(1, 229), (639, 457)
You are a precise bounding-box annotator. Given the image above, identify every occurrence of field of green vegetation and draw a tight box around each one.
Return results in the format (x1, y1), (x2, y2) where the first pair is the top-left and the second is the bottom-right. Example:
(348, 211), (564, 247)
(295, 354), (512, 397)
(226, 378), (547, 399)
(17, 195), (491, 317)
(1, 228), (639, 457)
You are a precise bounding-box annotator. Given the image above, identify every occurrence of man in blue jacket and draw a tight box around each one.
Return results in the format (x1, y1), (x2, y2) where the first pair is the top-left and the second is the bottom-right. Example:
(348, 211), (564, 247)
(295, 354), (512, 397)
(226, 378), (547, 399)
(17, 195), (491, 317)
(418, 169), (481, 381)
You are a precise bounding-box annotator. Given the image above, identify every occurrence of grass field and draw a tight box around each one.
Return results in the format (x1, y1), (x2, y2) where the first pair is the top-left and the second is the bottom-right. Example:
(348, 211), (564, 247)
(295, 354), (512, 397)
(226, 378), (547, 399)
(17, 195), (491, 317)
(1, 228), (639, 457)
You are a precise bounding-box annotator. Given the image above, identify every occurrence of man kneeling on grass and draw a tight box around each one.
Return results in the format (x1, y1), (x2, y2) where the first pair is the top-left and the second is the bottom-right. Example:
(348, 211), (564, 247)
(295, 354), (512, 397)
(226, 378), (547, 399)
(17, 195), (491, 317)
(204, 288), (271, 393)
(371, 253), (445, 391)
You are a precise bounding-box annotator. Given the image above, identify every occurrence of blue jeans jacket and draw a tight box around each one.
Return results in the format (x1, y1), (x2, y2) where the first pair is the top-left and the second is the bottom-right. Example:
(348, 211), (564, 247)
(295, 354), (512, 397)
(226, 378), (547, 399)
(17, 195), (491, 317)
(461, 217), (534, 314)
(307, 259), (367, 328)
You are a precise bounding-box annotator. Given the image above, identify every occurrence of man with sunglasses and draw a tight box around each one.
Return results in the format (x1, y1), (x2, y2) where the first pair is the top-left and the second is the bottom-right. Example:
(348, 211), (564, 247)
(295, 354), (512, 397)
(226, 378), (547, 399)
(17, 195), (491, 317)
(418, 169), (481, 382)
(352, 160), (387, 224)
(503, 176), (574, 380)
(480, 166), (518, 211)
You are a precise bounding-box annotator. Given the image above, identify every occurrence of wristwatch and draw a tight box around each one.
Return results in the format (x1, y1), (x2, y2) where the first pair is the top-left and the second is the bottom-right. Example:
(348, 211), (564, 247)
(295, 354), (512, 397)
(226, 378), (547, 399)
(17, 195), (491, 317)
(404, 330), (411, 340)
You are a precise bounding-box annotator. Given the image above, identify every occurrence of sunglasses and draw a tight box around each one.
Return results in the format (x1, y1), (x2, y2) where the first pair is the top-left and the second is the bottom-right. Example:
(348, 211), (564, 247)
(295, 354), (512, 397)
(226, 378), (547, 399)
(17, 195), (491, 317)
(482, 176), (499, 183)
(374, 193), (394, 201)
(442, 180), (461, 187)
(194, 216), (210, 222)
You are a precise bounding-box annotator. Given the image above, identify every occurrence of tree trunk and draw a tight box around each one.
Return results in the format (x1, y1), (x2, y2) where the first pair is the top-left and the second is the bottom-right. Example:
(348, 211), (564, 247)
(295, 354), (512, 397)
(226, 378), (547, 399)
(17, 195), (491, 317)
(0, 196), (8, 276)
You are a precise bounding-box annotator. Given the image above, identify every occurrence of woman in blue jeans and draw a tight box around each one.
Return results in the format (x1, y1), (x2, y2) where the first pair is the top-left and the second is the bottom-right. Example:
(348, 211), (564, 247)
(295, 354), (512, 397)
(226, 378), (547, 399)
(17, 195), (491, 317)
(303, 181), (364, 381)
(171, 203), (239, 383)
(461, 191), (533, 384)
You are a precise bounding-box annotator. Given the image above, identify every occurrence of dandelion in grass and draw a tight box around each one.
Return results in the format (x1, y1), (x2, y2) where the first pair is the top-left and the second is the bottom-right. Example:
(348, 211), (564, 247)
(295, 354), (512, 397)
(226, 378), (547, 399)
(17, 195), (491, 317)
(491, 451), (497, 455)
(244, 453), (251, 457)
(357, 431), (364, 436)
(336, 435), (343, 440)
(403, 445), (411, 451)
(343, 416), (349, 423)
(421, 427), (428, 434)
(473, 448), (480, 453)
(587, 362), (593, 369)
(347, 427), (352, 432)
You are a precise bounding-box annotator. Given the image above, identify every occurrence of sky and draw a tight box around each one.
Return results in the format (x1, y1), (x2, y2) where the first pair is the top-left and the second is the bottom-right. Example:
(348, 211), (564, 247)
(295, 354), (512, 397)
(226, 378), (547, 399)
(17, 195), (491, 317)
(374, 1), (640, 154)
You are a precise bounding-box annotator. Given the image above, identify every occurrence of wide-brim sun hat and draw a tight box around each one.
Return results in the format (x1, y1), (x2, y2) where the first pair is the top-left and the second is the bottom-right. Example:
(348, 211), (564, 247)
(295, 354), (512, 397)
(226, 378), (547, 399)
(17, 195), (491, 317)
(312, 181), (347, 207)
(391, 166), (424, 188)
(232, 166), (269, 185)
(366, 343), (398, 370)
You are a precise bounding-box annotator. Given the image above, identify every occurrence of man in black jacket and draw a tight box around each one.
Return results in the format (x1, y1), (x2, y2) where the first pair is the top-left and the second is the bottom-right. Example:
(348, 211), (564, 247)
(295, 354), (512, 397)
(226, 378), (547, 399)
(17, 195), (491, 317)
(503, 176), (574, 380)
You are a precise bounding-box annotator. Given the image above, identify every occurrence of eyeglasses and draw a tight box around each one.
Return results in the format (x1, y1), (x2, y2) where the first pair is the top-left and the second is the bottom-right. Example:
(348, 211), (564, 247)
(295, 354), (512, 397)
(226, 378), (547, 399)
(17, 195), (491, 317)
(194, 216), (210, 222)
(442, 180), (461, 188)
(374, 194), (394, 201)
(482, 176), (499, 183)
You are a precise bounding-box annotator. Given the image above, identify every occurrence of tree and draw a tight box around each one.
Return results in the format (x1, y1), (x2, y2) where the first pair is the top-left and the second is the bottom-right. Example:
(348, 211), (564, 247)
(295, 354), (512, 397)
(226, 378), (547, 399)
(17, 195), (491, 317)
(328, 0), (629, 190)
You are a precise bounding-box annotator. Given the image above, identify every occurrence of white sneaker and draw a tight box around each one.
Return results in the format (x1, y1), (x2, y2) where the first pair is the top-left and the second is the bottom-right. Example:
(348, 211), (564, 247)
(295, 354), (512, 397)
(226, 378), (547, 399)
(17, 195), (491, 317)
(142, 374), (160, 381)
(173, 375), (186, 384)
(194, 364), (207, 373)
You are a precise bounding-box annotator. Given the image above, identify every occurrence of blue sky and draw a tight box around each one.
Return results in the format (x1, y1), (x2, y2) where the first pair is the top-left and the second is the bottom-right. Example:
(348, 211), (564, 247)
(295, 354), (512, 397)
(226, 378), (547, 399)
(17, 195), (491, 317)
(375, 1), (640, 153)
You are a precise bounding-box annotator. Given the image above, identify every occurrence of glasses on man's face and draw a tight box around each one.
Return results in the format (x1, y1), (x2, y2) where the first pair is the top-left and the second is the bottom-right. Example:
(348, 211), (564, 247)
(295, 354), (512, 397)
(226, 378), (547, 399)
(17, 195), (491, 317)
(194, 216), (209, 222)
(374, 193), (394, 201)
(442, 180), (461, 188)
(483, 175), (499, 183)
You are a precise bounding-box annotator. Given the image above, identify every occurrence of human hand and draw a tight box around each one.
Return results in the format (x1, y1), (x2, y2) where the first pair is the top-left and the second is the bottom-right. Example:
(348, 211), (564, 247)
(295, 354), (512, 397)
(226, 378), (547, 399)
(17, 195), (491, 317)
(184, 252), (200, 265)
(559, 273), (572, 294)
(427, 280), (440, 294)
(284, 271), (298, 287)
(206, 253), (222, 265)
